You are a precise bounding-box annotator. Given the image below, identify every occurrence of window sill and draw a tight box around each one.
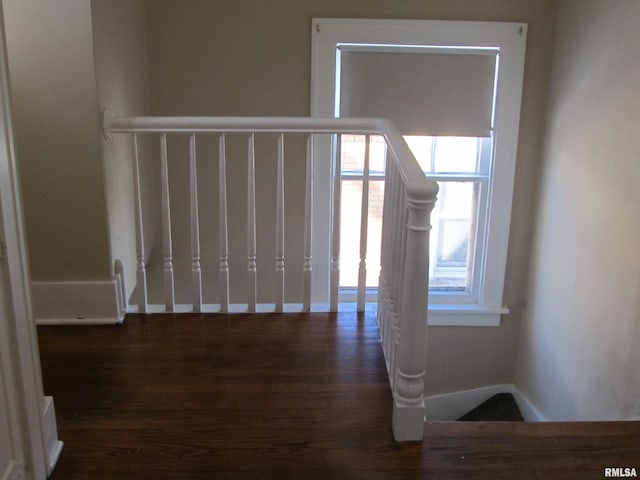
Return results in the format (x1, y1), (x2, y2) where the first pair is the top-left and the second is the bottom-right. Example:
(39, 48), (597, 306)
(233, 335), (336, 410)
(338, 291), (508, 327)
(427, 304), (509, 327)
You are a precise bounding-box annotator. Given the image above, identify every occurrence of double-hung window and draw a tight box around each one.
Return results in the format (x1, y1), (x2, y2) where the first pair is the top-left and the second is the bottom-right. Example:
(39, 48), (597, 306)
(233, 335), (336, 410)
(311, 19), (527, 326)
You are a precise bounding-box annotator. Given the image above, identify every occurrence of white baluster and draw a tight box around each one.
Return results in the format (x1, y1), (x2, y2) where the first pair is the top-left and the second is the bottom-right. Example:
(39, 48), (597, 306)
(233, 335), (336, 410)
(247, 134), (257, 312)
(393, 181), (410, 389)
(391, 165), (402, 306)
(382, 162), (393, 369)
(160, 134), (175, 311)
(377, 148), (393, 351)
(218, 135), (230, 313)
(114, 258), (127, 314)
(385, 165), (402, 382)
(389, 165), (402, 382)
(132, 134), (147, 313)
(329, 134), (342, 312)
(275, 134), (285, 312)
(190, 134), (202, 312)
(357, 135), (371, 312)
(302, 134), (313, 312)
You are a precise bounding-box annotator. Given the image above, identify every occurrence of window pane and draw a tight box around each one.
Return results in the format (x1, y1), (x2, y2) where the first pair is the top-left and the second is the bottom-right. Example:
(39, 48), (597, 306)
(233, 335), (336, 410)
(436, 220), (469, 268)
(340, 135), (386, 174)
(404, 135), (480, 174)
(339, 136), (483, 294)
(339, 179), (480, 292)
(429, 181), (479, 290)
(339, 179), (384, 287)
(404, 135), (433, 171)
(433, 136), (479, 173)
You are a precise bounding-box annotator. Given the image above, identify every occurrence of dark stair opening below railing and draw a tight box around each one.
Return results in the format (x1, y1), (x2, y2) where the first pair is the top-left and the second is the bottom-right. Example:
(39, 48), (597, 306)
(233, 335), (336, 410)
(457, 393), (525, 421)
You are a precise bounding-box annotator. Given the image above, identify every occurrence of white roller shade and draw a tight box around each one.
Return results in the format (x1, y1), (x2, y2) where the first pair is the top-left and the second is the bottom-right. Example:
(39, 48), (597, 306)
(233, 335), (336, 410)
(339, 48), (497, 136)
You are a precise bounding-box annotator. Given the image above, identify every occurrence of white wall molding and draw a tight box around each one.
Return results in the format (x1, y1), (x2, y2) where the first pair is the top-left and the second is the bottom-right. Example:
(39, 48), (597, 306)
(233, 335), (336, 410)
(424, 383), (545, 421)
(32, 279), (123, 325)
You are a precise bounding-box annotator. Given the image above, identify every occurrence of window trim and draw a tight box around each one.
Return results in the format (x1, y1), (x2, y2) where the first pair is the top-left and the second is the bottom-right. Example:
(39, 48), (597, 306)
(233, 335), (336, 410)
(311, 18), (527, 327)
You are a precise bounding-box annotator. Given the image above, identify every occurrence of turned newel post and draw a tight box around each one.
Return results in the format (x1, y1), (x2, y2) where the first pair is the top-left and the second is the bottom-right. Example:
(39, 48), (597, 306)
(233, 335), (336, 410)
(393, 191), (436, 441)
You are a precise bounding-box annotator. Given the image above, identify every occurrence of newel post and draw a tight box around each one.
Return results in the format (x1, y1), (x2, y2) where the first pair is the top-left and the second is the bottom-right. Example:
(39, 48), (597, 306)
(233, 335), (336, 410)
(393, 191), (436, 441)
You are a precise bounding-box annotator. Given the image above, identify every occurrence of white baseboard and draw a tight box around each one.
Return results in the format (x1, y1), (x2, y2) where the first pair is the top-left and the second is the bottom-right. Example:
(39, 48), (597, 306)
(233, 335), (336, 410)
(32, 280), (123, 325)
(424, 383), (513, 421)
(510, 385), (546, 422)
(42, 396), (63, 475)
(126, 302), (379, 314)
(424, 383), (545, 422)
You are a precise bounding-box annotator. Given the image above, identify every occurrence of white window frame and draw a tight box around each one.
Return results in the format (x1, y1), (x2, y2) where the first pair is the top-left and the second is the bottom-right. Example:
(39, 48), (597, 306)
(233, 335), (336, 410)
(310, 18), (527, 327)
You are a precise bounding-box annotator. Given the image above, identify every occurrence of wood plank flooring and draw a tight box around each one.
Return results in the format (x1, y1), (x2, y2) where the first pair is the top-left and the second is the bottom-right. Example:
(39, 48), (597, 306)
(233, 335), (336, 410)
(38, 312), (640, 479)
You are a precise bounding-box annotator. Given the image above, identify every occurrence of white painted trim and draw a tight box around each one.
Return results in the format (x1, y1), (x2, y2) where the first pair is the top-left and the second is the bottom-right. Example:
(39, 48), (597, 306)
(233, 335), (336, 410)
(126, 302), (379, 315)
(124, 301), (504, 327)
(424, 383), (513, 420)
(1, 459), (26, 480)
(113, 258), (127, 318)
(510, 384), (546, 422)
(36, 317), (121, 326)
(428, 304), (508, 327)
(0, 3), (61, 477)
(32, 279), (123, 325)
(424, 383), (545, 421)
(0, 297), (26, 480)
(340, 291), (508, 326)
(42, 396), (63, 472)
(311, 18), (527, 326)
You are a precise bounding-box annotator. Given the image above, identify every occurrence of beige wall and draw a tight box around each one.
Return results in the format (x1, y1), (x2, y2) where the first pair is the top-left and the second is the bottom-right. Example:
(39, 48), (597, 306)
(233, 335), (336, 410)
(3, 0), (156, 297)
(145, 0), (557, 394)
(516, 0), (640, 420)
(91, 0), (157, 299)
(3, 0), (111, 281)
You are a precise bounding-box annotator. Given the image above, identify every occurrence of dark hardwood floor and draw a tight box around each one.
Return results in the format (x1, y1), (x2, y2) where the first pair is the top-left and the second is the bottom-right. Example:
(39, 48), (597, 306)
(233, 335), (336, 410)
(38, 312), (639, 479)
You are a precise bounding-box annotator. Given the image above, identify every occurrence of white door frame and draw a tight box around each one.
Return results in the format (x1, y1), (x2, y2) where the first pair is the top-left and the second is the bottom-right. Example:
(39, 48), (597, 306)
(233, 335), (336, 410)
(0, 3), (62, 479)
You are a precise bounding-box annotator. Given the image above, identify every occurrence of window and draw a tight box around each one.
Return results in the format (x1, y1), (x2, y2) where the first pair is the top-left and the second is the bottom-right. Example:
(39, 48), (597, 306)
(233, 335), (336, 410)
(339, 134), (490, 293)
(311, 19), (527, 326)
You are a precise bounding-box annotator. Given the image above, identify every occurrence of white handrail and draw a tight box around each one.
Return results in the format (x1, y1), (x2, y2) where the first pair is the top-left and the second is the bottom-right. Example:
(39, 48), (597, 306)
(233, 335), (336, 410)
(102, 111), (438, 202)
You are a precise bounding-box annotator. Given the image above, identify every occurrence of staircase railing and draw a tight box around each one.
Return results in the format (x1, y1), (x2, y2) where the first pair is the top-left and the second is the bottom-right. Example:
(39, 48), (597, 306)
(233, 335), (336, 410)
(103, 112), (438, 441)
